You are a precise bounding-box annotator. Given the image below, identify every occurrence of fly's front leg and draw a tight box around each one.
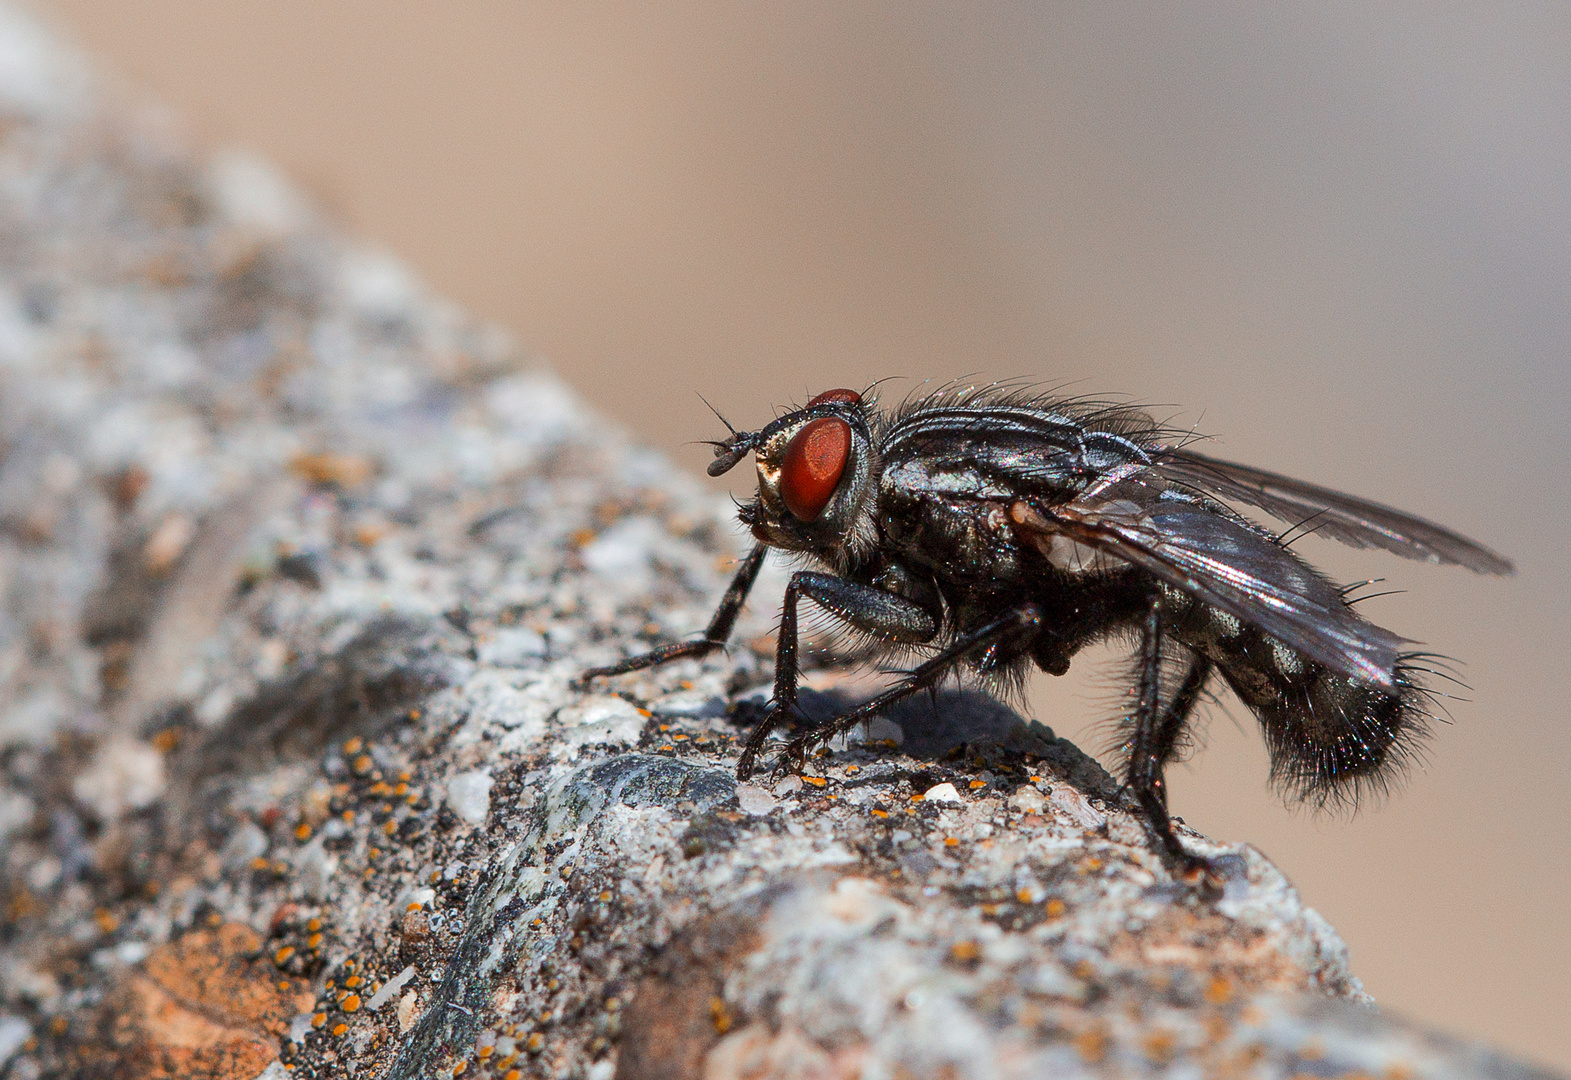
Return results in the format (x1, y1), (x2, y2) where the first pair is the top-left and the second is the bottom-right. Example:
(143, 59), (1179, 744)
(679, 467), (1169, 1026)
(579, 543), (767, 683)
(768, 603), (1044, 774)
(1124, 602), (1214, 873)
(736, 572), (938, 779)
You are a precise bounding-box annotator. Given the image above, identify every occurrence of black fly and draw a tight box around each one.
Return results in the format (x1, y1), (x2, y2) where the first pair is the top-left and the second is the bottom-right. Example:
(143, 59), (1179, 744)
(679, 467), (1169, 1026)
(583, 385), (1513, 870)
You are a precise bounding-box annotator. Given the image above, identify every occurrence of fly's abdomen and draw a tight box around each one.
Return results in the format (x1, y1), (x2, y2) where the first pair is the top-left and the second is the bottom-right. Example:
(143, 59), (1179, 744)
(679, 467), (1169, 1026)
(1173, 600), (1432, 806)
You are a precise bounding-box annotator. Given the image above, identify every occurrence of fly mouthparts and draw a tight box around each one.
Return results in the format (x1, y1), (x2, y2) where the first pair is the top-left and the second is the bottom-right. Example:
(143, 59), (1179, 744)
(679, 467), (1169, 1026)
(707, 432), (758, 476)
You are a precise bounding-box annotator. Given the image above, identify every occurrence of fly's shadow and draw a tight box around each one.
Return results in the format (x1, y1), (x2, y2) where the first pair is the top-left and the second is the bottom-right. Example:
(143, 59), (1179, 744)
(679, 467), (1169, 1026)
(733, 687), (1120, 801)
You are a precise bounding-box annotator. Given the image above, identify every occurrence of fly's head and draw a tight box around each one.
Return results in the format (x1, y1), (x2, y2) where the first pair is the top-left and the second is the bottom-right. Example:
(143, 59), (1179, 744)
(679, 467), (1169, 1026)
(707, 388), (881, 566)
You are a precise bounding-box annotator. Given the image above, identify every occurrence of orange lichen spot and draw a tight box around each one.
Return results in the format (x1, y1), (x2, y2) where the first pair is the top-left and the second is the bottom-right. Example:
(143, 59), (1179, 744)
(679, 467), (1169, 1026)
(1075, 1029), (1108, 1064)
(671, 732), (688, 741)
(1015, 888), (1035, 904)
(307, 917), (322, 932)
(980, 903), (1001, 917)
(345, 975), (362, 989)
(709, 996), (733, 1035)
(1046, 899), (1067, 919)
(407, 902), (424, 913)
(909, 794), (924, 802)
(151, 727), (181, 753)
(394, 783), (410, 797)
(353, 755), (374, 775)
(383, 820), (399, 837)
(93, 907), (119, 934)
(505, 1071), (523, 1080)
(49, 1016), (68, 1036)
(1204, 974), (1234, 1005)
(274, 946), (295, 966)
(478, 1044), (494, 1060)
(398, 769), (413, 782)
(525, 1033), (545, 1052)
(943, 837), (960, 848)
(342, 994), (362, 1013)
(949, 941), (980, 963)
(311, 1012), (328, 1028)
(802, 776), (828, 788)
(638, 707), (655, 719)
(1029, 775), (1044, 784)
(598, 891), (613, 902)
(1082, 856), (1104, 872)
(870, 809), (889, 819)
(307, 934), (323, 950)
(332, 1022), (348, 1037)
(368, 847), (382, 859)
(294, 823), (312, 841)
(290, 451), (373, 489)
(342, 737), (364, 755)
(968, 779), (987, 790)
(369, 781), (393, 797)
(341, 810), (355, 824)
(1143, 1030), (1177, 1064)
(250, 857), (271, 872)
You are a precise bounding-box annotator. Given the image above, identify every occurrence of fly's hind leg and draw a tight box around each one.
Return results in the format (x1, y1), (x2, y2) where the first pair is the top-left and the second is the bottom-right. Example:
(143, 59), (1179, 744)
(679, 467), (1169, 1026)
(1124, 601), (1214, 872)
(579, 543), (767, 683)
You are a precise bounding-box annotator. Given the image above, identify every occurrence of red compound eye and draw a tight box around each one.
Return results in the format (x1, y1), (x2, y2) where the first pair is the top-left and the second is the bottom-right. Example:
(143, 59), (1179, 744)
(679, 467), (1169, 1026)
(780, 417), (852, 521)
(805, 388), (861, 408)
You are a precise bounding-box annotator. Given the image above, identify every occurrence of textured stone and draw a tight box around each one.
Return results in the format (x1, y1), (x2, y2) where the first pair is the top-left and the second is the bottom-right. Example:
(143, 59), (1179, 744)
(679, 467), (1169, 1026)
(0, 6), (1559, 1079)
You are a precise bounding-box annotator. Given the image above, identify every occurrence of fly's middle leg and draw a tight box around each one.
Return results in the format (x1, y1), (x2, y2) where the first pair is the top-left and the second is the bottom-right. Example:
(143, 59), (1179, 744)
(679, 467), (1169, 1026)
(737, 571), (939, 778)
(753, 603), (1042, 778)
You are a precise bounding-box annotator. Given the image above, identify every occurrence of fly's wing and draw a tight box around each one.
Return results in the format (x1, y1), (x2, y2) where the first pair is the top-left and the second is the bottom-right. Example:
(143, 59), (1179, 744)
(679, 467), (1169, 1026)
(1154, 448), (1514, 575)
(1013, 477), (1410, 688)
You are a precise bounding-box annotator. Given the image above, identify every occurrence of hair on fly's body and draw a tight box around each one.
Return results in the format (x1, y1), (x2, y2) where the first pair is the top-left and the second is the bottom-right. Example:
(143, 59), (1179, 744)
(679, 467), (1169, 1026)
(582, 382), (1514, 879)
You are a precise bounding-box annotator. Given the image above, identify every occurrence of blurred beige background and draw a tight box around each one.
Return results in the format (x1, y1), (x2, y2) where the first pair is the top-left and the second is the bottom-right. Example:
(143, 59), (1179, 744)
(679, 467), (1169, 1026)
(32, 1), (1570, 1067)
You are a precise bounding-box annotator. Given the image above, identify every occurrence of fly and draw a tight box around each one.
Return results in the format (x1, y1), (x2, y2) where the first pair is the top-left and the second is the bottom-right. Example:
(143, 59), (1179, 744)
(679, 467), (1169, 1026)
(582, 384), (1513, 871)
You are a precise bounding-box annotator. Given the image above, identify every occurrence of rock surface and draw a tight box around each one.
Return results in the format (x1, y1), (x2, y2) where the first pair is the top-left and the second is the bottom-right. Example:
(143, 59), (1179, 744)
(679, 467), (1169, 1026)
(0, 6), (1559, 1079)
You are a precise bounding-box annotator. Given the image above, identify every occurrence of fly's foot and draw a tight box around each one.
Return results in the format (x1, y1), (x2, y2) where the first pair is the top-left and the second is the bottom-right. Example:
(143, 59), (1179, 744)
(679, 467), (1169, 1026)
(735, 700), (803, 780)
(1173, 852), (1226, 897)
(767, 736), (815, 780)
(577, 639), (726, 688)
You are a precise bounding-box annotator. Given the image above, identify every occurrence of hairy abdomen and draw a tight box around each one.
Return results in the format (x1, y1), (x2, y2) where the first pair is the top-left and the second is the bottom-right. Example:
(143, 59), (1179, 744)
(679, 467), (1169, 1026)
(1168, 595), (1431, 806)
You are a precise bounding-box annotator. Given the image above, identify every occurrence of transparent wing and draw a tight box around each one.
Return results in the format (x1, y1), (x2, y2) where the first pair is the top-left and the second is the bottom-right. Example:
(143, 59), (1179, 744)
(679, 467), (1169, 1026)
(1013, 478), (1411, 688)
(1154, 449), (1513, 575)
